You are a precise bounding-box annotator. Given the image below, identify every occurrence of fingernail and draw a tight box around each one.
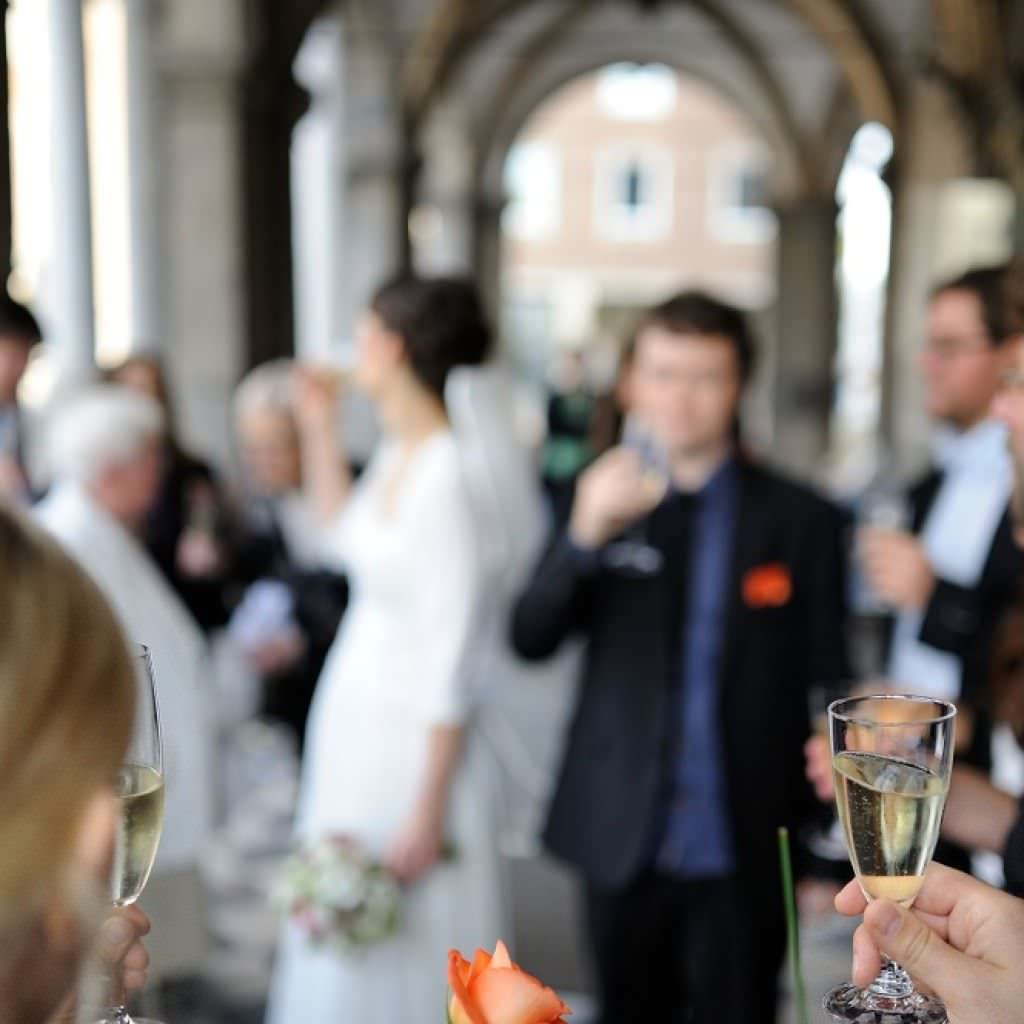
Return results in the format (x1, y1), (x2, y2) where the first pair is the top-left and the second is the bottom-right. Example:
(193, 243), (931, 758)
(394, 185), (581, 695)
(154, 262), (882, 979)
(874, 902), (902, 939)
(101, 916), (133, 948)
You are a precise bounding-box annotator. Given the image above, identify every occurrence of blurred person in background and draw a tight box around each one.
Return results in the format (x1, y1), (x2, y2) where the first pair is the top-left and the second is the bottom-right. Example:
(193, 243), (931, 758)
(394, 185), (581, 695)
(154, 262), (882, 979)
(230, 359), (348, 750)
(859, 264), (1024, 872)
(512, 291), (849, 1024)
(939, 602), (1024, 895)
(541, 347), (596, 511)
(0, 506), (151, 1024)
(0, 294), (42, 504)
(587, 343), (633, 460)
(106, 354), (233, 633)
(863, 265), (1023, 711)
(991, 260), (1024, 544)
(35, 386), (215, 1005)
(266, 276), (506, 1024)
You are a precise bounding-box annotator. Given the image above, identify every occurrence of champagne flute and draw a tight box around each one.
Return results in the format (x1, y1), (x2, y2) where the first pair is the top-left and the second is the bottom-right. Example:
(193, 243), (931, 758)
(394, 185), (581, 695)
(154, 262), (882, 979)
(100, 646), (167, 1024)
(602, 415), (670, 576)
(824, 694), (956, 1023)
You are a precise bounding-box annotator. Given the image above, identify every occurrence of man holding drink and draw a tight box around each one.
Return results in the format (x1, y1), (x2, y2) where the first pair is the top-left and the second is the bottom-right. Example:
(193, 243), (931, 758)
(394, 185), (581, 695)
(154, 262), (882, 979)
(512, 290), (849, 1023)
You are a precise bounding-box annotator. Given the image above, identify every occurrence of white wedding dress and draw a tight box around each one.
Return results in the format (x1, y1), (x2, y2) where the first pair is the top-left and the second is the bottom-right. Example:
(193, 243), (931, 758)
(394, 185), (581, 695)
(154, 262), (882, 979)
(266, 430), (508, 1024)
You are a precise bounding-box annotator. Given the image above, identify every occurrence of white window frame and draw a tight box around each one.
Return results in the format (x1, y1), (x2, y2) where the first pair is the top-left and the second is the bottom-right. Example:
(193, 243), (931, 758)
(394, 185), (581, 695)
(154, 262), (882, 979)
(593, 144), (674, 243)
(707, 146), (777, 245)
(502, 142), (563, 243)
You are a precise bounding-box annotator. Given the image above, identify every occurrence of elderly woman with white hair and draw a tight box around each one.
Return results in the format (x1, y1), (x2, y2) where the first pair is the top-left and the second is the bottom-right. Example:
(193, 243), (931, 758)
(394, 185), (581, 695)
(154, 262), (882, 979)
(230, 359), (349, 749)
(35, 384), (214, 996)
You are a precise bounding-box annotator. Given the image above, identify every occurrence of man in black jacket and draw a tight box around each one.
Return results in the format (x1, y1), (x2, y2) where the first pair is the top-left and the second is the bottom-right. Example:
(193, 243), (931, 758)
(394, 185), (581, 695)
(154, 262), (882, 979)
(862, 266), (1024, 709)
(512, 291), (848, 1023)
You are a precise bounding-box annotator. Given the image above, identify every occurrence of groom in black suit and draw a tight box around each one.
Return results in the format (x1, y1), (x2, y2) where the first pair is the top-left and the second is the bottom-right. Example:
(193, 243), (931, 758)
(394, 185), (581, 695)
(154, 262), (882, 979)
(512, 291), (848, 1023)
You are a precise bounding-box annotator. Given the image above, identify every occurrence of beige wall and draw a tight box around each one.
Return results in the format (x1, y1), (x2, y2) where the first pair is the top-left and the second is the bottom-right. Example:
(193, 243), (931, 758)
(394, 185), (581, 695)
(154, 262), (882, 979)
(502, 69), (777, 351)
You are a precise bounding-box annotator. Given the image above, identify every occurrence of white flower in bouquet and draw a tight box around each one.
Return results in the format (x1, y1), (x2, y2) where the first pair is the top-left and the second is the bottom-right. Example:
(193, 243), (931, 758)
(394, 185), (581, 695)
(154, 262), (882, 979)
(274, 835), (402, 953)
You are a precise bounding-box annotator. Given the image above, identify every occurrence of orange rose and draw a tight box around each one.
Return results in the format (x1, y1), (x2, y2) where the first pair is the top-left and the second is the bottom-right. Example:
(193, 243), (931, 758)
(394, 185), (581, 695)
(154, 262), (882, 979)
(447, 941), (571, 1024)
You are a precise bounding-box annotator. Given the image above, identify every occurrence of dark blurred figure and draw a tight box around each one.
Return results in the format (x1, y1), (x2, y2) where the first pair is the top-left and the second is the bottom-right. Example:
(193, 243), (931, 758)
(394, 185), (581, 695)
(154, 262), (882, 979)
(541, 349), (596, 510)
(106, 354), (232, 632)
(512, 291), (849, 1024)
(859, 265), (1024, 872)
(0, 295), (42, 503)
(862, 266), (1023, 708)
(230, 360), (347, 750)
(587, 346), (632, 460)
(941, 601), (1024, 895)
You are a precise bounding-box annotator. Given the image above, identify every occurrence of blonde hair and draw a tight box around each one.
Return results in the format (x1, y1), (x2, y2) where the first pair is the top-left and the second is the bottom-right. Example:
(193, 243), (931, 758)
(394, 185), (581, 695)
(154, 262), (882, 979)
(0, 506), (135, 932)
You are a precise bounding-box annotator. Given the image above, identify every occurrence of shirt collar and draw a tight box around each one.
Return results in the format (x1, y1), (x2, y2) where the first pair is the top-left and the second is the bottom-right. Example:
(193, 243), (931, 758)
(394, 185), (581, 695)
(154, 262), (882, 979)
(673, 451), (738, 501)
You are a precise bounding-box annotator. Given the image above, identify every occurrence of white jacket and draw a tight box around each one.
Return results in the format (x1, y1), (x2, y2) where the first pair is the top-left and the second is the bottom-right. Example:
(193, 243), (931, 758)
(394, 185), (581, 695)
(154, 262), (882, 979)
(36, 483), (215, 874)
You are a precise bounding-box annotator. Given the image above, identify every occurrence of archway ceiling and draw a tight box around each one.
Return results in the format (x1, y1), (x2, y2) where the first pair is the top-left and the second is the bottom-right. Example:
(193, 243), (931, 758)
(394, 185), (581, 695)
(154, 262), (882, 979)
(394, 0), (925, 202)
(454, 0), (817, 200)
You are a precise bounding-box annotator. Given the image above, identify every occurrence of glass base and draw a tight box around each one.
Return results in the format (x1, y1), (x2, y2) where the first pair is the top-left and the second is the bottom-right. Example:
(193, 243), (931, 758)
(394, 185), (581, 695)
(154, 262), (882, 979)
(95, 1014), (166, 1024)
(824, 982), (948, 1022)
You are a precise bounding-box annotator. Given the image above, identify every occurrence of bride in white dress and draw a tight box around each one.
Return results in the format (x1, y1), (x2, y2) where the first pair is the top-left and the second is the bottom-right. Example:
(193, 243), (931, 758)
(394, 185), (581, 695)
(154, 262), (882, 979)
(266, 278), (512, 1023)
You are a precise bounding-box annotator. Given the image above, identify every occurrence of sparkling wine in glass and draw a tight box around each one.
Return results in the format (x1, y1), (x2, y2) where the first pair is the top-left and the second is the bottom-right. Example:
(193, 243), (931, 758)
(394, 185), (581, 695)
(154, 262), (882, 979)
(101, 646), (166, 1024)
(824, 694), (956, 1023)
(603, 415), (670, 576)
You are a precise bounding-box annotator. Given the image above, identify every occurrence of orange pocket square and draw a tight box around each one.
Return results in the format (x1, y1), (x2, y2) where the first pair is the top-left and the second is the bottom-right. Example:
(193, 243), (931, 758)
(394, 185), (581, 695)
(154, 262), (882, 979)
(743, 563), (792, 608)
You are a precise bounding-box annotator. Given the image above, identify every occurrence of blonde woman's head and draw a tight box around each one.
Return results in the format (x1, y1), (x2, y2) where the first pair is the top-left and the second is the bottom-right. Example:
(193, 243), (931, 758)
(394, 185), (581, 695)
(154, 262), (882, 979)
(0, 506), (135, 1018)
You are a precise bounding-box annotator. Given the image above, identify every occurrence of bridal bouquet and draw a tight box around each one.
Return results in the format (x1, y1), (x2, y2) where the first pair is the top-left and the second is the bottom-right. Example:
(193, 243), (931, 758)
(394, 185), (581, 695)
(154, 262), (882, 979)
(274, 835), (401, 953)
(447, 941), (571, 1023)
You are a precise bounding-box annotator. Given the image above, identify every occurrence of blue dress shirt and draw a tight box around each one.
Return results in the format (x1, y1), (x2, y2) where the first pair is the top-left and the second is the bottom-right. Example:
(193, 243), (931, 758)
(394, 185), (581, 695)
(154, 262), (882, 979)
(656, 457), (739, 877)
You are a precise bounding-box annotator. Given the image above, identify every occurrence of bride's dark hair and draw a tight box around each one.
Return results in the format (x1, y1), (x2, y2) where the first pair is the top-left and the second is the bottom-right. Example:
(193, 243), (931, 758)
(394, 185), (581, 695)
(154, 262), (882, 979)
(370, 276), (492, 400)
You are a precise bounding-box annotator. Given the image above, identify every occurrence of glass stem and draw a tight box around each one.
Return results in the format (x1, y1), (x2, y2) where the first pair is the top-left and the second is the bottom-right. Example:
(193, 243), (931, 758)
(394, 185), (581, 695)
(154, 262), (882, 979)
(106, 959), (132, 1024)
(868, 956), (914, 999)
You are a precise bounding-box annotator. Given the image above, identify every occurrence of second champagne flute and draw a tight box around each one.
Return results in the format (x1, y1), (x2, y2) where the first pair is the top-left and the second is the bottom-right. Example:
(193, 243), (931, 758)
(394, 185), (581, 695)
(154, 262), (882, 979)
(100, 645), (167, 1024)
(823, 694), (956, 1023)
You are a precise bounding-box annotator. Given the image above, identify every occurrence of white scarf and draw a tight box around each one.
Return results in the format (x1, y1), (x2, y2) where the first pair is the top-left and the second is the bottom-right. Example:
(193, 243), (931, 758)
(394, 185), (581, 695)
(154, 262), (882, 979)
(888, 420), (1012, 699)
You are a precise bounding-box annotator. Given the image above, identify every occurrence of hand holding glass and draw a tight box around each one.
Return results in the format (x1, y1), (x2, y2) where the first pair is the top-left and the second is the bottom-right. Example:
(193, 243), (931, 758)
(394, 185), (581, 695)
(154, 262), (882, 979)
(100, 647), (166, 1024)
(602, 416), (669, 575)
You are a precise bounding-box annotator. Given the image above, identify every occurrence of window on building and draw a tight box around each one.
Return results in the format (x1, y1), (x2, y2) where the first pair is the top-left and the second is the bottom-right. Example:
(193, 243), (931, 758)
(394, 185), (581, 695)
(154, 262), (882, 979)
(594, 147), (673, 242)
(502, 142), (562, 242)
(708, 149), (776, 244)
(595, 63), (678, 122)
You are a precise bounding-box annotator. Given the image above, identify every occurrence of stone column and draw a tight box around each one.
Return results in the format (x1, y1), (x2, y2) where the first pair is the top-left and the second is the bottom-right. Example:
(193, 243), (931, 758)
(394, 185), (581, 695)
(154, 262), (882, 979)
(125, 0), (163, 348)
(292, 15), (341, 361)
(415, 99), (475, 276)
(772, 196), (838, 480)
(472, 190), (506, 327)
(158, 0), (246, 465)
(881, 81), (975, 473)
(47, 0), (95, 383)
(334, 21), (405, 344)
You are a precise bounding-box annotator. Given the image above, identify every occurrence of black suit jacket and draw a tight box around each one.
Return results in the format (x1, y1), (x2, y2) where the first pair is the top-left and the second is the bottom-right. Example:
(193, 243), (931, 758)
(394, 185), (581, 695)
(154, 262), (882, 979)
(894, 470), (1024, 705)
(512, 460), (849, 896)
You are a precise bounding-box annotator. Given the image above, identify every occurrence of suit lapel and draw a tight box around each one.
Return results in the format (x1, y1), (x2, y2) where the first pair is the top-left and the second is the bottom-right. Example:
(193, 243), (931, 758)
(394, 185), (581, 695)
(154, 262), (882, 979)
(911, 469), (944, 533)
(719, 462), (766, 706)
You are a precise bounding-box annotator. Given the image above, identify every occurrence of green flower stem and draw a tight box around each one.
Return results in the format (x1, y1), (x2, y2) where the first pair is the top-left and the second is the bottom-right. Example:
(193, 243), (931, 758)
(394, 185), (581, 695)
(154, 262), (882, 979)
(778, 827), (810, 1024)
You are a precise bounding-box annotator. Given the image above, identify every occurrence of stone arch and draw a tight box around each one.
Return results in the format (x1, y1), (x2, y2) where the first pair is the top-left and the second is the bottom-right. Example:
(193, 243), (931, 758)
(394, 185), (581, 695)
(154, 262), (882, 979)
(471, 44), (807, 214)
